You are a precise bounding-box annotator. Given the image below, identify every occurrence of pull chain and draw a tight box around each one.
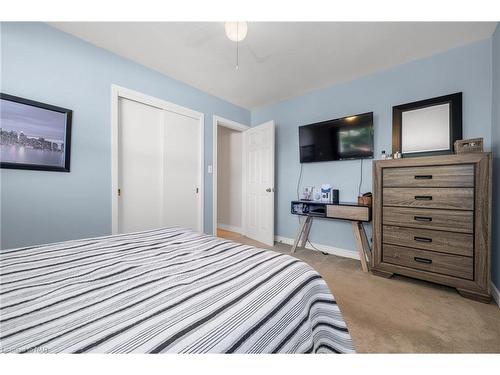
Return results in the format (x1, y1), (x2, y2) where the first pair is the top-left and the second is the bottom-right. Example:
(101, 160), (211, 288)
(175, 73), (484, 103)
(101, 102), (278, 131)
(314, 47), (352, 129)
(236, 23), (239, 70)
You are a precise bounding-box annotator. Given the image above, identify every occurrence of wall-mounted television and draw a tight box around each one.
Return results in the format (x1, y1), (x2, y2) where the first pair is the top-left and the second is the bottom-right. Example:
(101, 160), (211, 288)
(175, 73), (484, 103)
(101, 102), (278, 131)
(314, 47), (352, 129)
(299, 112), (374, 163)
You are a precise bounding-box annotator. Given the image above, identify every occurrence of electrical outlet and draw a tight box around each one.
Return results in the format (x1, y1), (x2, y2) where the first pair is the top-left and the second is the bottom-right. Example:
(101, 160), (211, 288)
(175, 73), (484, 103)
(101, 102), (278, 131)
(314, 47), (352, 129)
(208, 165), (213, 174)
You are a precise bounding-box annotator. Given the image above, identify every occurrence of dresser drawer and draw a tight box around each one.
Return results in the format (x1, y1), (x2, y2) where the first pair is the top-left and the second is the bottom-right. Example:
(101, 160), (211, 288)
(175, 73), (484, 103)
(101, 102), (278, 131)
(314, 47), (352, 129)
(383, 206), (474, 233)
(383, 164), (474, 188)
(383, 188), (474, 210)
(383, 225), (473, 257)
(382, 244), (473, 280)
(326, 204), (370, 221)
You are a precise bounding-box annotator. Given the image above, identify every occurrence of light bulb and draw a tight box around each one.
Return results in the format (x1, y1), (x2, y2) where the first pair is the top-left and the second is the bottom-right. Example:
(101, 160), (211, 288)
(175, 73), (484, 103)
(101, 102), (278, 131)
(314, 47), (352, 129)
(225, 22), (248, 42)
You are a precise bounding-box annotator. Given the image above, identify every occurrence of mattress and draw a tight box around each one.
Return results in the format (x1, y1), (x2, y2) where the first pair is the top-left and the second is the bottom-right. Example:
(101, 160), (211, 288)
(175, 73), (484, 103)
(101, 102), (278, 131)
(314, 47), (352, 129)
(0, 227), (354, 353)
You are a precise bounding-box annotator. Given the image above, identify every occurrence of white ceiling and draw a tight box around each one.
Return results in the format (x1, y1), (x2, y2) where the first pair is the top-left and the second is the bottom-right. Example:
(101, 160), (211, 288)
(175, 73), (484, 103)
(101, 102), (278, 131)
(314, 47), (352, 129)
(49, 22), (497, 109)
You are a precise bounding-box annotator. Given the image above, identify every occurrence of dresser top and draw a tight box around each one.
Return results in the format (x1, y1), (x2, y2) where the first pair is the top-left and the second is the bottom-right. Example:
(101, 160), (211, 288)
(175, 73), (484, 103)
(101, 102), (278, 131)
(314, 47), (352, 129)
(374, 152), (490, 168)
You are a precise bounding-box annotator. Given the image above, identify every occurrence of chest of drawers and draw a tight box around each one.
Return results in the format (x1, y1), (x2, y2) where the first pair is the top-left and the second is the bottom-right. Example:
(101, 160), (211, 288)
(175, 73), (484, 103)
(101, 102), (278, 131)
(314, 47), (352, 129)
(372, 153), (491, 303)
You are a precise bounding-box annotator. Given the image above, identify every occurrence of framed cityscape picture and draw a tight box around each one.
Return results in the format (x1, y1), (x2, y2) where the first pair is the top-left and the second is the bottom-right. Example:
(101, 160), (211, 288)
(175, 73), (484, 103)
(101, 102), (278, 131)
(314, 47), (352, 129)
(0, 93), (72, 172)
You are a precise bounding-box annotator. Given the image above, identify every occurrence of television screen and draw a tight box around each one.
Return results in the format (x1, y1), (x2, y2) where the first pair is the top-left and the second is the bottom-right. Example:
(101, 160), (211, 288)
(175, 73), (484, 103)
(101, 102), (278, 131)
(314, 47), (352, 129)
(299, 112), (374, 163)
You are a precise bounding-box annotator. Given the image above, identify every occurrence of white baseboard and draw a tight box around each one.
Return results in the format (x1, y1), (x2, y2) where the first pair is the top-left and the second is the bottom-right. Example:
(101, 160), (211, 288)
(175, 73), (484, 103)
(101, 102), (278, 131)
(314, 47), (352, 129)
(217, 223), (242, 234)
(274, 235), (359, 260)
(491, 282), (500, 308)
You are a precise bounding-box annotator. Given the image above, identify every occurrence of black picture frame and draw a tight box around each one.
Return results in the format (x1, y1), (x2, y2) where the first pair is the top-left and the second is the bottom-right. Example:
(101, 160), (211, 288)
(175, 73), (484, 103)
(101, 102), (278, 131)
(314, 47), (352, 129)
(392, 92), (462, 157)
(0, 93), (72, 172)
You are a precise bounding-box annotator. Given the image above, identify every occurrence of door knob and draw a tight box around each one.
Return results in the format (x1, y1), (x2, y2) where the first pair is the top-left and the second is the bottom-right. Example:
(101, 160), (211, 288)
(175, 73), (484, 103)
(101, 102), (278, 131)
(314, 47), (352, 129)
(266, 188), (272, 192)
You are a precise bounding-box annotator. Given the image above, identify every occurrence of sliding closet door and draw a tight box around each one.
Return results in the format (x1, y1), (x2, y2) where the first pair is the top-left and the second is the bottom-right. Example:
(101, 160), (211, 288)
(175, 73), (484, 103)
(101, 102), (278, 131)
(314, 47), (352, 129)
(163, 110), (202, 231)
(115, 88), (203, 235)
(118, 98), (165, 233)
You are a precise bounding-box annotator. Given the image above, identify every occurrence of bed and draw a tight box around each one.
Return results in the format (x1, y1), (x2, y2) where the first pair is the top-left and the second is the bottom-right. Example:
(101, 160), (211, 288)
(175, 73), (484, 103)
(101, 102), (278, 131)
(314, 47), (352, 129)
(0, 227), (355, 353)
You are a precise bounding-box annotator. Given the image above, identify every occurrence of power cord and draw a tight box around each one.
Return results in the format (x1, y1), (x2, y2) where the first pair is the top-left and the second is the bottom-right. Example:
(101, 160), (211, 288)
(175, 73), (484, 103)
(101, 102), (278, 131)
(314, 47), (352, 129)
(295, 163), (328, 255)
(296, 163), (303, 200)
(358, 158), (363, 197)
(307, 239), (327, 254)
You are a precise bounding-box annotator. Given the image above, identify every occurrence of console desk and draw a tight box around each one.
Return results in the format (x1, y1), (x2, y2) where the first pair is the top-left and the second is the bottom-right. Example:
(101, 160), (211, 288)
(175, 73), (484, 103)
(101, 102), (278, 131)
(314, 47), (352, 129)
(290, 200), (372, 272)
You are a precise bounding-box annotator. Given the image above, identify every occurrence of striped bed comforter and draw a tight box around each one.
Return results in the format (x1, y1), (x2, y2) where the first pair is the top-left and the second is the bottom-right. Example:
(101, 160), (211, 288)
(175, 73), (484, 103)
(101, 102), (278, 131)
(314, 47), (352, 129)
(0, 227), (354, 354)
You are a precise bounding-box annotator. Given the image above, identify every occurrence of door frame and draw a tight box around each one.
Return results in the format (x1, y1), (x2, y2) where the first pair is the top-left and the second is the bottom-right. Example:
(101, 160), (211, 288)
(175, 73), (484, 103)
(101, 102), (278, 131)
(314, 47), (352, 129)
(212, 115), (249, 236)
(111, 84), (205, 234)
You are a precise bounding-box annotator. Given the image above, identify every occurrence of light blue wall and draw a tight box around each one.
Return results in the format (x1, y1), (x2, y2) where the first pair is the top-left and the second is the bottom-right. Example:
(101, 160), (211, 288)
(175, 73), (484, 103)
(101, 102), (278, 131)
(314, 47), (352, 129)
(252, 40), (493, 260)
(0, 22), (250, 249)
(492, 24), (500, 290)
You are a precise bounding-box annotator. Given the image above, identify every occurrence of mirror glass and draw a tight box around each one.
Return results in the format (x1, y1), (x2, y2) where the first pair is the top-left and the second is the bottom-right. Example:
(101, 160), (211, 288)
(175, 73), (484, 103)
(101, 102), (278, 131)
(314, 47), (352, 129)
(401, 103), (450, 154)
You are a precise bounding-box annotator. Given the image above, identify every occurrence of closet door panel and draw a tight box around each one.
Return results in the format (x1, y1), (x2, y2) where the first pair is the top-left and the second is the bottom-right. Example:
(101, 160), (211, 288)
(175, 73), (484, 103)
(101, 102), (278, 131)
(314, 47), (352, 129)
(163, 110), (201, 231)
(118, 98), (164, 233)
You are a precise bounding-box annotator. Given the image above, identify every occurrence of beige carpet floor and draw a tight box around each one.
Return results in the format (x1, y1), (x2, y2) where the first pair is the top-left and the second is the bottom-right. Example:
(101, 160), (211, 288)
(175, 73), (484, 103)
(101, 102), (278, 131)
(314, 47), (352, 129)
(217, 229), (500, 353)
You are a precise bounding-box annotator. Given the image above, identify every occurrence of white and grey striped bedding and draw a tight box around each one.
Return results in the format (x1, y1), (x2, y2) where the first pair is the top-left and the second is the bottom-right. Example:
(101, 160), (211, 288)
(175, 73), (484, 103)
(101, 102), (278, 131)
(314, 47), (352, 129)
(0, 227), (354, 354)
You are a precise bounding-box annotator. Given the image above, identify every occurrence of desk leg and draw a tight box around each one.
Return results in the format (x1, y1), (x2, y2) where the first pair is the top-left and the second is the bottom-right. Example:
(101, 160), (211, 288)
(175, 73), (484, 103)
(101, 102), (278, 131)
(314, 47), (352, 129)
(299, 216), (313, 248)
(359, 223), (372, 266)
(291, 216), (309, 253)
(352, 221), (370, 272)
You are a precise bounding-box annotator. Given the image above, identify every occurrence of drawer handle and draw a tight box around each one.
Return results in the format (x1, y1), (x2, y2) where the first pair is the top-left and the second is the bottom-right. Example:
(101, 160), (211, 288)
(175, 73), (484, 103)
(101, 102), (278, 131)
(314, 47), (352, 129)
(414, 236), (432, 243)
(414, 257), (432, 264)
(414, 195), (433, 201)
(414, 175), (433, 180)
(414, 216), (432, 222)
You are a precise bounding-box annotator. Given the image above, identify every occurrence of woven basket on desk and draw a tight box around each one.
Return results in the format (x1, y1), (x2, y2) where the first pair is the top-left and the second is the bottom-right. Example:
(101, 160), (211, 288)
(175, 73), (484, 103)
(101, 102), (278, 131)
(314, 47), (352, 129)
(454, 138), (484, 154)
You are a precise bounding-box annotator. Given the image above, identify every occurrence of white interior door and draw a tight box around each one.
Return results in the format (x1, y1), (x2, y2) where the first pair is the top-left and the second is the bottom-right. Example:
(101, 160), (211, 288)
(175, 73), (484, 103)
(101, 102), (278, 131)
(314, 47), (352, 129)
(244, 121), (275, 246)
(118, 98), (165, 233)
(163, 110), (202, 231)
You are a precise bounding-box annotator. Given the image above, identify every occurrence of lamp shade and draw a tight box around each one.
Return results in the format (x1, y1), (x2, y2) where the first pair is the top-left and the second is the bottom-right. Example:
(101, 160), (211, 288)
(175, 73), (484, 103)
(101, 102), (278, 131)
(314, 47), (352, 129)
(224, 22), (248, 42)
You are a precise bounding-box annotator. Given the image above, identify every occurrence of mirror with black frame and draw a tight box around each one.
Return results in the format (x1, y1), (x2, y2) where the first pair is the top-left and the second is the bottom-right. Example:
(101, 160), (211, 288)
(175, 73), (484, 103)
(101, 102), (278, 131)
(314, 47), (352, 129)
(392, 92), (462, 158)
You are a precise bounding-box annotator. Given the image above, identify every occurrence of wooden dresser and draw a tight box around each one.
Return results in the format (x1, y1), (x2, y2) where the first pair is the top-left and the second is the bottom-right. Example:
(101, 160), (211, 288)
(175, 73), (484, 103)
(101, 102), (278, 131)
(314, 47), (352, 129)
(372, 153), (491, 303)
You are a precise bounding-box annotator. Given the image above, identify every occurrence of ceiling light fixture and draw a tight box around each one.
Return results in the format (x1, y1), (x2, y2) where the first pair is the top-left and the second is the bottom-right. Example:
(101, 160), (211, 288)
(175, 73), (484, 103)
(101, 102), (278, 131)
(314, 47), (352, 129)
(224, 22), (248, 42)
(225, 22), (248, 70)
